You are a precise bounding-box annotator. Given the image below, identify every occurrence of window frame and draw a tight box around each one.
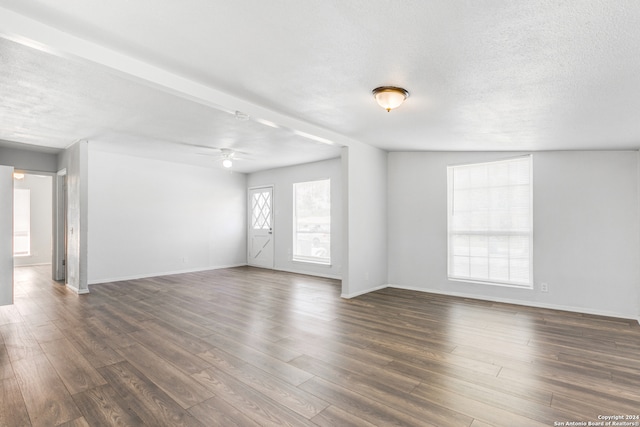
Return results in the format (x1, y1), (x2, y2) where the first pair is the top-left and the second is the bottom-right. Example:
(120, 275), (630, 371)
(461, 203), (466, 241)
(292, 178), (331, 265)
(446, 155), (533, 289)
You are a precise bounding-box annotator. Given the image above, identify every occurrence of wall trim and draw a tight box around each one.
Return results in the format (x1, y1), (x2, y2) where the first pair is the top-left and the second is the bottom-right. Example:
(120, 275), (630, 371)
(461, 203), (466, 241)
(88, 263), (247, 285)
(388, 284), (638, 322)
(14, 262), (52, 267)
(341, 284), (389, 299)
(66, 283), (90, 295)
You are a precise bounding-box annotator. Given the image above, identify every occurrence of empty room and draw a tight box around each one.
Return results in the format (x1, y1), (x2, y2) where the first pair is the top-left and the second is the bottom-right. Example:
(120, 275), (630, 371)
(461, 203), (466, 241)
(1, 2), (639, 426)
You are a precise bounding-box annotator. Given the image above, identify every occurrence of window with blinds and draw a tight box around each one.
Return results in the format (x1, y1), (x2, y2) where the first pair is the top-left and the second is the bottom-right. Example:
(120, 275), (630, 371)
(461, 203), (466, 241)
(447, 156), (533, 288)
(293, 179), (331, 264)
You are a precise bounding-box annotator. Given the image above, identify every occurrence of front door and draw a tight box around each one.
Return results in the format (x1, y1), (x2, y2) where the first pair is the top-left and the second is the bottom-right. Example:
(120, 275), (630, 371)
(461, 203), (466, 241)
(248, 186), (274, 268)
(0, 165), (14, 306)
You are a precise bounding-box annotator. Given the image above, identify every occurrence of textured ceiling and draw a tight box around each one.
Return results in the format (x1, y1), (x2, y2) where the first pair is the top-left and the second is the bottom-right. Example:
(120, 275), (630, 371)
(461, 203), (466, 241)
(0, 37), (341, 172)
(1, 0), (640, 165)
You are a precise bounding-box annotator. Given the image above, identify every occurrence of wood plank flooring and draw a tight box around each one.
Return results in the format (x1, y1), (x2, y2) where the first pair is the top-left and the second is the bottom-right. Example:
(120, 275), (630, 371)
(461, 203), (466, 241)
(1, 265), (639, 426)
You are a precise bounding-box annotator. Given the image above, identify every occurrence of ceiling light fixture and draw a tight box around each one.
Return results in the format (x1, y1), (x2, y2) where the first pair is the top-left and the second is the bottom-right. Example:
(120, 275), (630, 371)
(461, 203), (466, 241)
(220, 148), (235, 168)
(372, 86), (409, 112)
(13, 172), (25, 180)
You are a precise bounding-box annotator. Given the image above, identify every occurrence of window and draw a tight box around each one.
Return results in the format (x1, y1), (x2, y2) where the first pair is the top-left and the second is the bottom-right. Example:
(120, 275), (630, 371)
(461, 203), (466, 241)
(293, 179), (330, 264)
(251, 189), (272, 230)
(14, 189), (30, 257)
(447, 156), (532, 288)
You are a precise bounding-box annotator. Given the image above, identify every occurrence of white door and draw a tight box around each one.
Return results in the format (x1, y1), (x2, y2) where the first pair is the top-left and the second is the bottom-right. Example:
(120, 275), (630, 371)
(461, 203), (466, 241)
(0, 165), (14, 306)
(248, 186), (274, 268)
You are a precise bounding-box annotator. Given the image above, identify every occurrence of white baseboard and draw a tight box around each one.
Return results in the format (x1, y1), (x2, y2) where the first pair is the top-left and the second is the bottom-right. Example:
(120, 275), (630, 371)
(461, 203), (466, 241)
(66, 283), (90, 294)
(388, 284), (638, 322)
(14, 262), (52, 267)
(341, 284), (389, 299)
(88, 263), (247, 285)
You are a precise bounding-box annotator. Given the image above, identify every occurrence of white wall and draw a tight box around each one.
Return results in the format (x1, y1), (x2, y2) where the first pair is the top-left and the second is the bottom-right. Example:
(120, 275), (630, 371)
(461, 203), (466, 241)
(388, 151), (640, 320)
(87, 149), (247, 284)
(0, 145), (58, 172)
(342, 143), (388, 297)
(0, 165), (13, 306)
(13, 174), (53, 267)
(247, 158), (342, 279)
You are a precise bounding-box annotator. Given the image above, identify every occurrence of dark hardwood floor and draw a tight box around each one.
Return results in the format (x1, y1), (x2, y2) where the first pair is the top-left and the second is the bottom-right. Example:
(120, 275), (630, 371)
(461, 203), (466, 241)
(1, 265), (639, 426)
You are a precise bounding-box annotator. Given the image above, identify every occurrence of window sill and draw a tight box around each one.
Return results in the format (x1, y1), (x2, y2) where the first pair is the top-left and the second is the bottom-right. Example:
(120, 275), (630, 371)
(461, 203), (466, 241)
(449, 277), (533, 290)
(292, 258), (332, 267)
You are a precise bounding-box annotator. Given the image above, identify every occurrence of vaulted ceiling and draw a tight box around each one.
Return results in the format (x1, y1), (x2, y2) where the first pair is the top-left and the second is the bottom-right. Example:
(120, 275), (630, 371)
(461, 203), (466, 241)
(1, 1), (640, 172)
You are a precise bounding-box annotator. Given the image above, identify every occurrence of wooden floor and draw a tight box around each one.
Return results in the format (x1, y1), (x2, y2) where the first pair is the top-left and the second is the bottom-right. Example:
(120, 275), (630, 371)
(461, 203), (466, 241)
(1, 266), (639, 426)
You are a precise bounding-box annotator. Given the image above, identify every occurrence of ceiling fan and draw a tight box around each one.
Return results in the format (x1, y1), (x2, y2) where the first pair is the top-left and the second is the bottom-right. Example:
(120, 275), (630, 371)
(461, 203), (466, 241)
(217, 148), (239, 168)
(196, 146), (248, 168)
(176, 142), (248, 168)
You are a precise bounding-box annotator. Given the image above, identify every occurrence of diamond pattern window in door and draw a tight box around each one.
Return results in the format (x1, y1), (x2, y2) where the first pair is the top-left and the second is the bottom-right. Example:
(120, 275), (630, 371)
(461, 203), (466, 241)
(252, 191), (271, 230)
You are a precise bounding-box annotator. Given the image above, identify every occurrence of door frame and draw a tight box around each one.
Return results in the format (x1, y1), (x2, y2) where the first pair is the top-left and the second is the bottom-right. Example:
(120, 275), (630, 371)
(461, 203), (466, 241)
(247, 185), (275, 269)
(53, 169), (67, 281)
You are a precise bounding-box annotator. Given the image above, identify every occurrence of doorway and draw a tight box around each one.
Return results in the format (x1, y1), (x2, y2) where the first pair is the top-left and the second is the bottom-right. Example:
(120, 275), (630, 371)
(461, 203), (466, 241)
(248, 186), (274, 268)
(13, 172), (53, 268)
(12, 172), (55, 301)
(0, 168), (55, 306)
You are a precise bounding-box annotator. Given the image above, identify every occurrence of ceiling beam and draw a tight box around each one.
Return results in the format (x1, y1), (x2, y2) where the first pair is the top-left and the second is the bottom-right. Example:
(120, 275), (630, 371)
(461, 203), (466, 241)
(0, 6), (358, 149)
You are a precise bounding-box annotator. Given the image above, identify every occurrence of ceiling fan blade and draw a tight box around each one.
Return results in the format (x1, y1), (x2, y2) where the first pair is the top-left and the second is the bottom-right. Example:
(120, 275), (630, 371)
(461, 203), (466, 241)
(177, 142), (223, 151)
(181, 143), (250, 160)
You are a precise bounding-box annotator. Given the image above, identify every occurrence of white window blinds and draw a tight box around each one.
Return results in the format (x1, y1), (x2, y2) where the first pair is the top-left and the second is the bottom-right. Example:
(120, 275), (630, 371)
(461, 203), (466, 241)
(447, 156), (533, 288)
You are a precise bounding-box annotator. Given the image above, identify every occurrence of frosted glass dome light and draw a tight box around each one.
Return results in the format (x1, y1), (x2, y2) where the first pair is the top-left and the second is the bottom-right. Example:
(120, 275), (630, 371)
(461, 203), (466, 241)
(372, 86), (409, 112)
